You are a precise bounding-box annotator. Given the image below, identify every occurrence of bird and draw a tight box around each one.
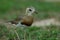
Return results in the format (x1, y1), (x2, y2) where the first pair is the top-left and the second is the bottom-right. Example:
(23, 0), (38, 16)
(8, 7), (38, 27)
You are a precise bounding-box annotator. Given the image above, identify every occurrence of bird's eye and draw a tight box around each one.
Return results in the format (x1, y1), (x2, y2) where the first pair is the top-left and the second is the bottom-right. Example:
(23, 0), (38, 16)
(29, 9), (32, 11)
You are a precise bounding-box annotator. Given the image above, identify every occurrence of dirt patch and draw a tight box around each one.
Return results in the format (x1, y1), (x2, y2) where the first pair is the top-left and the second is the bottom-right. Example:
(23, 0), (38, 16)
(32, 18), (60, 27)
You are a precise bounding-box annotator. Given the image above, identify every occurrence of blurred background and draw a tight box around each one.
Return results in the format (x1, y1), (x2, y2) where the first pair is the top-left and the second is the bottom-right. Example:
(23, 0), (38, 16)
(0, 0), (60, 20)
(0, 0), (60, 40)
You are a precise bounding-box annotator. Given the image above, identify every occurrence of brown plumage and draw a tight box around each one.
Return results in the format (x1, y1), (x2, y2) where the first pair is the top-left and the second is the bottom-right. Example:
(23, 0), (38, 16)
(9, 15), (33, 26)
(8, 7), (38, 26)
(21, 16), (33, 26)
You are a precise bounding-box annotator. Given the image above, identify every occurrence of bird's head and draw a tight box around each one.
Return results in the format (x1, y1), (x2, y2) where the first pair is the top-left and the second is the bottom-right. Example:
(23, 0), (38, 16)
(25, 7), (38, 16)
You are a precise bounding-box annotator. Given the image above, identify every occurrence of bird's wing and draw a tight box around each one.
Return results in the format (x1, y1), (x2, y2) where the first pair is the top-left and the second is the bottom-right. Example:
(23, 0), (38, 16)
(7, 15), (25, 25)
(15, 15), (25, 21)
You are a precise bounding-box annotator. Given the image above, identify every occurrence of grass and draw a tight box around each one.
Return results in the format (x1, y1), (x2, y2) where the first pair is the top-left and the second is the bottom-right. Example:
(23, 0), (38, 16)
(0, 0), (60, 40)
(0, 25), (59, 40)
(0, 0), (60, 20)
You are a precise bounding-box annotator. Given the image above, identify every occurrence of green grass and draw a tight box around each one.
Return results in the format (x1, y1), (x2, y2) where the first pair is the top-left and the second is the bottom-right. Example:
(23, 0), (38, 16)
(0, 0), (60, 20)
(0, 0), (60, 40)
(0, 25), (59, 40)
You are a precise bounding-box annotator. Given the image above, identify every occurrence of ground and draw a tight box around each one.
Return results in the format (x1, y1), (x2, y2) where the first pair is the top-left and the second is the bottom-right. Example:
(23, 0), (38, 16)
(0, 0), (60, 40)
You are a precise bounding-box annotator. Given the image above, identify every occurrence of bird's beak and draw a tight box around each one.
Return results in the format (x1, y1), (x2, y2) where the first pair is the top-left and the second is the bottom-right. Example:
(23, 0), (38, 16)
(34, 11), (38, 14)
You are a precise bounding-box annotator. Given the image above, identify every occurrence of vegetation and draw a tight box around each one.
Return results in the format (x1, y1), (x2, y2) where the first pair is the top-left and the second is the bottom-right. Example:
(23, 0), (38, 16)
(0, 25), (59, 40)
(0, 0), (60, 40)
(0, 0), (60, 20)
